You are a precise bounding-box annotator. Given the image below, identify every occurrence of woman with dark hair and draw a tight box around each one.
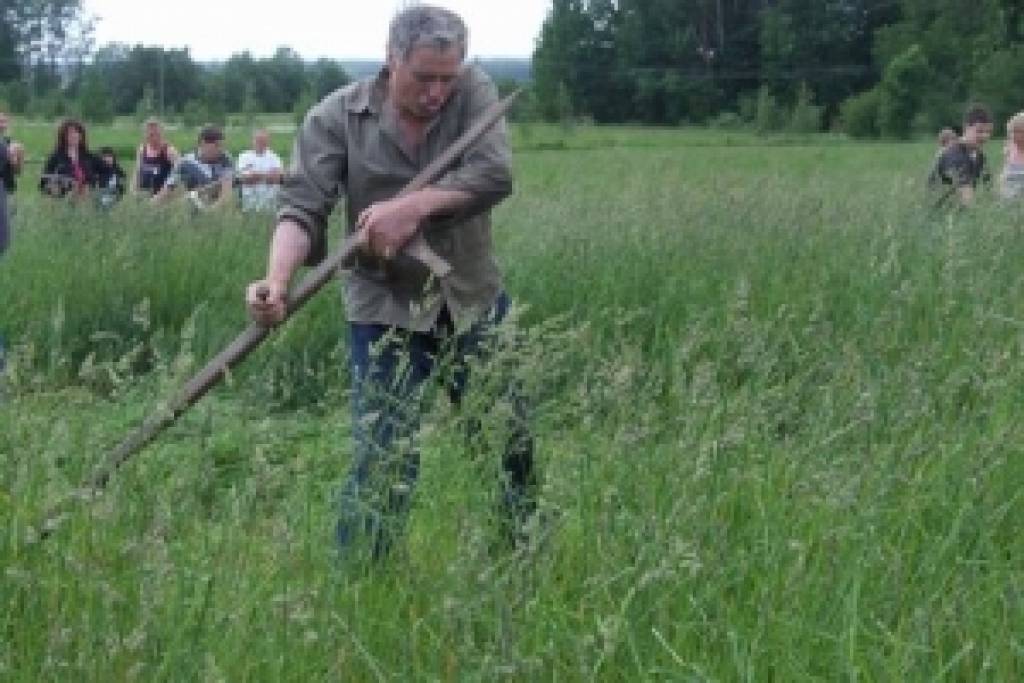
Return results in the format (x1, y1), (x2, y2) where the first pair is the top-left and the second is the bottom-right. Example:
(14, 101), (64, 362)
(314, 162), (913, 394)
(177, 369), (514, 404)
(39, 118), (98, 198)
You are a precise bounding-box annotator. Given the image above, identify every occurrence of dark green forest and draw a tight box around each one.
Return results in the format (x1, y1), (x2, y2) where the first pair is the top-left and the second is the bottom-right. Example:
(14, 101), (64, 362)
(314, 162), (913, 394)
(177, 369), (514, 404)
(4, 0), (1024, 137)
(533, 0), (1024, 136)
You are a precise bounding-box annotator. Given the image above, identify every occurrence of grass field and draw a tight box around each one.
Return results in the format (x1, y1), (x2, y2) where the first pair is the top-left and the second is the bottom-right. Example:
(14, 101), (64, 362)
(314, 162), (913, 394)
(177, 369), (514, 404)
(3, 123), (1024, 680)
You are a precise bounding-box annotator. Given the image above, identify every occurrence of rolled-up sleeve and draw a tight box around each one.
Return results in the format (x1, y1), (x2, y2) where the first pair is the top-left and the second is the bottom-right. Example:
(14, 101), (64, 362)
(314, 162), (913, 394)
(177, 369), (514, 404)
(277, 92), (349, 265)
(432, 67), (513, 219)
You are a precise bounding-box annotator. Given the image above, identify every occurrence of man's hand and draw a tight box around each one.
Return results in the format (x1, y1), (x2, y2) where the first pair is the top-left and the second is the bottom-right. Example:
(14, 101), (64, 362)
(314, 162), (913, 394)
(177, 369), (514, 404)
(356, 195), (423, 260)
(246, 279), (289, 326)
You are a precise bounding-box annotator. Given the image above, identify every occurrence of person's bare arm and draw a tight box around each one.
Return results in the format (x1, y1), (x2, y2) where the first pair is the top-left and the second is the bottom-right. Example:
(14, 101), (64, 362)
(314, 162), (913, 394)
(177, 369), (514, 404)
(245, 220), (312, 325)
(958, 185), (975, 206)
(151, 184), (173, 204)
(356, 187), (474, 259)
(7, 142), (24, 174)
(212, 175), (234, 208)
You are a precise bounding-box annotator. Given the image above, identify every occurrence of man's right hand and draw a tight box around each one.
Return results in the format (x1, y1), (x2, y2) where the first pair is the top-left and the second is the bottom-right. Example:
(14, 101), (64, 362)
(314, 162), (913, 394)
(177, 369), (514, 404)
(246, 279), (289, 326)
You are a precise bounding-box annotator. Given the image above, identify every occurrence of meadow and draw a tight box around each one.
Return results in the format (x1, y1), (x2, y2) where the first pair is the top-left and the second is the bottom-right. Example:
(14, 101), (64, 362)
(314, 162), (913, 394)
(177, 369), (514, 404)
(2, 122), (1024, 680)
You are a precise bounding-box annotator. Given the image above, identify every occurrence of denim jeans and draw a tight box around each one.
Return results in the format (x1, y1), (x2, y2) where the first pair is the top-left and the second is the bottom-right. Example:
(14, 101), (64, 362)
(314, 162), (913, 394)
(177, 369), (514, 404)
(336, 291), (536, 558)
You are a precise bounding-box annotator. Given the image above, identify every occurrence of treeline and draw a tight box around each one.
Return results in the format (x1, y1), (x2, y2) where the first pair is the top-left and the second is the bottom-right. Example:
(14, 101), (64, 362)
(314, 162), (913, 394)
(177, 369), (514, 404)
(0, 45), (350, 127)
(0, 0), (350, 125)
(532, 0), (1024, 137)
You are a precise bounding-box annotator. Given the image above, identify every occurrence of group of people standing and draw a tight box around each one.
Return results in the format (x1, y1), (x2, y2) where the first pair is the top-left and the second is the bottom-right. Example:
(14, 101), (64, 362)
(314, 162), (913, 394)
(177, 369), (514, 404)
(0, 113), (284, 217)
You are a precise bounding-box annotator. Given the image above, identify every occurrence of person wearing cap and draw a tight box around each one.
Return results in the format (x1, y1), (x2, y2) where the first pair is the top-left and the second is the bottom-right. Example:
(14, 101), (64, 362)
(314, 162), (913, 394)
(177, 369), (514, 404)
(153, 125), (233, 209)
(245, 4), (536, 560)
(236, 127), (284, 212)
(131, 118), (179, 196)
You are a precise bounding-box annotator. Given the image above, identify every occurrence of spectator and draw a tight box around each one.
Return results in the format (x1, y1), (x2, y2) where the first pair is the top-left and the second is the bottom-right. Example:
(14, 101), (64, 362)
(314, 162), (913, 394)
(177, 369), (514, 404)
(153, 125), (233, 210)
(131, 118), (179, 196)
(929, 104), (993, 207)
(0, 125), (20, 371)
(236, 128), (284, 212)
(999, 112), (1024, 200)
(0, 112), (23, 197)
(0, 133), (13, 255)
(95, 146), (128, 208)
(40, 118), (98, 199)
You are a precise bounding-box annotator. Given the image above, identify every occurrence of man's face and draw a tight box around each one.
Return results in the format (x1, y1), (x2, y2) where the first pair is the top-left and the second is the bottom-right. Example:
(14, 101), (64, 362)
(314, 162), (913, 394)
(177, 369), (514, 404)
(145, 123), (161, 144)
(199, 139), (222, 162)
(388, 45), (462, 121)
(253, 131), (269, 153)
(965, 121), (993, 146)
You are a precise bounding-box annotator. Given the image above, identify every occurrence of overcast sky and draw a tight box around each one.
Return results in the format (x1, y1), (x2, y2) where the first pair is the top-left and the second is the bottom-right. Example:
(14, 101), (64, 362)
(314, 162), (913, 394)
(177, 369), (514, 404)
(81, 0), (551, 61)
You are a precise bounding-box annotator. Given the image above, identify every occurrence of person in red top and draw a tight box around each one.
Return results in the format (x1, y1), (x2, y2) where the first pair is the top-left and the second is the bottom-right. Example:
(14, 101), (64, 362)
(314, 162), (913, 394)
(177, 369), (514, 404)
(40, 118), (98, 199)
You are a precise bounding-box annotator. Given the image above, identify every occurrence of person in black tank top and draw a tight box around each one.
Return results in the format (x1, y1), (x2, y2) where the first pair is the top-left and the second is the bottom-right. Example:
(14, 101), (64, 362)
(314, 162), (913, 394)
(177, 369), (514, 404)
(132, 118), (179, 195)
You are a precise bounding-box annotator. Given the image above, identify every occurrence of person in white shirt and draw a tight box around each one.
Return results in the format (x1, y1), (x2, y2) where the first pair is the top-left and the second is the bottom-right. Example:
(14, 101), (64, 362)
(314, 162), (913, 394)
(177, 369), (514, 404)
(235, 128), (284, 212)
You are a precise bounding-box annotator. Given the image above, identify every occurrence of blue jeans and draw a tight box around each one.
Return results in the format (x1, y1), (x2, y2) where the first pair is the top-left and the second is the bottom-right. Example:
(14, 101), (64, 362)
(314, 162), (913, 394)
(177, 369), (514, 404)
(337, 292), (536, 558)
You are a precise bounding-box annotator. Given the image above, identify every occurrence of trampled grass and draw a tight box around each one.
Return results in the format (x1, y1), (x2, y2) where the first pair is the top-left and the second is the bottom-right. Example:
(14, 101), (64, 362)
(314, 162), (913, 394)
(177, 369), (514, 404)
(2, 126), (1024, 680)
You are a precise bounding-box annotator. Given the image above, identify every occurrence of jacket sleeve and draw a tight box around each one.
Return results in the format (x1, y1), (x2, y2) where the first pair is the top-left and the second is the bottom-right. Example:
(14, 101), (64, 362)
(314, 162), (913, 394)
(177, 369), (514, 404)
(276, 90), (349, 266)
(430, 66), (513, 220)
(39, 154), (57, 193)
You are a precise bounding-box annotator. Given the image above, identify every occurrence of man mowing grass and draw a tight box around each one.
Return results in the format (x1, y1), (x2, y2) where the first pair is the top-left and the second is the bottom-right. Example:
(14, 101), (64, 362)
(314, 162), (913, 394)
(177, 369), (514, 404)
(246, 5), (537, 561)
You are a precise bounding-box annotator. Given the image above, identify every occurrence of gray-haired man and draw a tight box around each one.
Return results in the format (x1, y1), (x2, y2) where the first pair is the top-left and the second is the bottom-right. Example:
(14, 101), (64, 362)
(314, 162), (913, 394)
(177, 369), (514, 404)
(246, 5), (536, 559)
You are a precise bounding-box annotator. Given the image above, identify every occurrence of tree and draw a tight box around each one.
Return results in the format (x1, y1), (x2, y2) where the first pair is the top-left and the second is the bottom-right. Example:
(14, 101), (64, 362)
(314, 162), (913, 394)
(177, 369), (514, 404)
(78, 68), (114, 124)
(1, 0), (93, 90)
(877, 44), (932, 139)
(89, 43), (202, 116)
(308, 58), (350, 100)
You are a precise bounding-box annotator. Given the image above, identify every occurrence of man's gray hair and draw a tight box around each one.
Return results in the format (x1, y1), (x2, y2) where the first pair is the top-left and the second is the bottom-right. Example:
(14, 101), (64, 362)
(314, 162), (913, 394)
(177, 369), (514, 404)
(388, 5), (468, 62)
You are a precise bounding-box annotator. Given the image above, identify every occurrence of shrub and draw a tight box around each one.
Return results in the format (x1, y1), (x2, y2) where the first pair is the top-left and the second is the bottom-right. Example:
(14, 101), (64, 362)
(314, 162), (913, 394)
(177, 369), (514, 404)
(877, 44), (932, 139)
(789, 83), (823, 134)
(841, 88), (881, 138)
(709, 112), (745, 130)
(755, 86), (787, 133)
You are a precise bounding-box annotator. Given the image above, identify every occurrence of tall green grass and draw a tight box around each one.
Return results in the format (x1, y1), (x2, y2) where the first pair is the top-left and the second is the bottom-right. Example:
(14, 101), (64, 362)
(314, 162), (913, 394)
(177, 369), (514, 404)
(2, 131), (1024, 679)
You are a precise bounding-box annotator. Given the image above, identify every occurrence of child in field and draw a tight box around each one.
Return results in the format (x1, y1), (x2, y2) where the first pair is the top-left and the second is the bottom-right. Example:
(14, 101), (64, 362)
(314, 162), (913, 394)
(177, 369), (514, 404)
(95, 146), (127, 208)
(999, 112), (1024, 200)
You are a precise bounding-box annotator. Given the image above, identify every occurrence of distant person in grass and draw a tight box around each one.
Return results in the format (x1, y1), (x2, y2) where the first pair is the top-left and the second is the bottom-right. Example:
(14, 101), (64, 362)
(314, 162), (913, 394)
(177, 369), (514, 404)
(246, 4), (537, 560)
(929, 104), (994, 207)
(131, 118), (179, 196)
(40, 118), (98, 199)
(95, 146), (128, 208)
(0, 112), (24, 200)
(236, 128), (284, 212)
(0, 114), (23, 370)
(153, 125), (233, 210)
(0, 126), (16, 255)
(999, 112), (1024, 200)
(0, 112), (25, 254)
